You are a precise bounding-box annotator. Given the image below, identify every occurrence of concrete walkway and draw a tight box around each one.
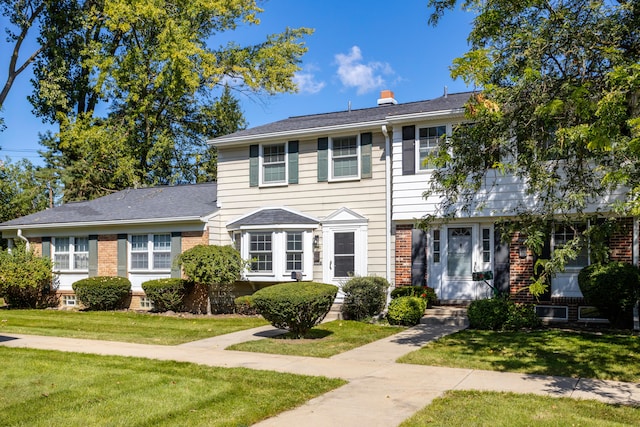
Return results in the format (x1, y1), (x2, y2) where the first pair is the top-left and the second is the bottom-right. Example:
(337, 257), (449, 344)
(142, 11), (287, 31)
(1, 323), (639, 426)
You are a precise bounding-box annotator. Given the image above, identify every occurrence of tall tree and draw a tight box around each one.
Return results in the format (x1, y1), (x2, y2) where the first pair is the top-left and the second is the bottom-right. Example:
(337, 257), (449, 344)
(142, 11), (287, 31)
(32, 0), (310, 199)
(0, 158), (55, 222)
(424, 0), (640, 292)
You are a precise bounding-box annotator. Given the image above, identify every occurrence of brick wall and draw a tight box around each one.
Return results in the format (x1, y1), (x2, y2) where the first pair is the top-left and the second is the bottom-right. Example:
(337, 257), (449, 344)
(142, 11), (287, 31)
(182, 230), (208, 252)
(98, 234), (118, 276)
(509, 231), (535, 304)
(394, 224), (412, 287)
(609, 217), (633, 263)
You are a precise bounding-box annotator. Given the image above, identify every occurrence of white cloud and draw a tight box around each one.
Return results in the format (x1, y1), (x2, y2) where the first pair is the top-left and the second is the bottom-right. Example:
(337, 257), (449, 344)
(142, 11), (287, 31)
(334, 46), (394, 95)
(293, 71), (326, 94)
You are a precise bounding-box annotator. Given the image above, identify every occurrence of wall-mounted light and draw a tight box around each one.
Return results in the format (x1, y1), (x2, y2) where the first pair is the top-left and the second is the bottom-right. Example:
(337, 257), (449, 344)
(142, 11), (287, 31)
(518, 235), (528, 259)
(313, 234), (319, 248)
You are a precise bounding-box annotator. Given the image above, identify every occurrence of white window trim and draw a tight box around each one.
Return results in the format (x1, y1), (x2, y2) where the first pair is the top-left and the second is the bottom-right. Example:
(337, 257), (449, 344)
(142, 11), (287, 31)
(551, 222), (590, 271)
(52, 236), (89, 272)
(322, 224), (368, 285)
(415, 124), (450, 172)
(237, 228), (314, 282)
(259, 142), (288, 187)
(129, 233), (172, 272)
(329, 134), (361, 181)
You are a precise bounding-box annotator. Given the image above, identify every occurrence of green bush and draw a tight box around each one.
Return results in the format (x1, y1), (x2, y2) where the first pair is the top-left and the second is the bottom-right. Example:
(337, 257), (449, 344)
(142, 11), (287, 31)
(578, 262), (640, 329)
(0, 243), (57, 308)
(72, 276), (131, 311)
(387, 296), (426, 326)
(468, 297), (540, 330)
(390, 285), (437, 308)
(234, 295), (258, 315)
(252, 282), (338, 338)
(141, 278), (193, 312)
(341, 276), (389, 320)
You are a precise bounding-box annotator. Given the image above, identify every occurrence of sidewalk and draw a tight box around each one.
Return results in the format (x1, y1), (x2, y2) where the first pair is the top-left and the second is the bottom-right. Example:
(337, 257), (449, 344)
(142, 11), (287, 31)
(1, 323), (639, 426)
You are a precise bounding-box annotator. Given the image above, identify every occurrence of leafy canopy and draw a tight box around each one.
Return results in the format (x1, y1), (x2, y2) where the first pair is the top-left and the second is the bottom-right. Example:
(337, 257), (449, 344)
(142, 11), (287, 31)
(424, 0), (640, 294)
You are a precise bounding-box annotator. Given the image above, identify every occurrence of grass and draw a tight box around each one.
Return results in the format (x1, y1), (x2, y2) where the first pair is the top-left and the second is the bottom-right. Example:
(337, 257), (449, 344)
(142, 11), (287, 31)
(227, 320), (404, 357)
(0, 346), (345, 427)
(398, 328), (640, 382)
(400, 390), (640, 427)
(0, 309), (268, 345)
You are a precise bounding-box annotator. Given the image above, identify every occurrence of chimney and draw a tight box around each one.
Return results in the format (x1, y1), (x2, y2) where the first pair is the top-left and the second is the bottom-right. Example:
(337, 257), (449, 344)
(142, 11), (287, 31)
(377, 90), (397, 106)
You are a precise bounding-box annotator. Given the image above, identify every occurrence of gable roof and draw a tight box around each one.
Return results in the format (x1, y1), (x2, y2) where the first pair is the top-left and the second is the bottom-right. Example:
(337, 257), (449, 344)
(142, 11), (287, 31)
(0, 182), (218, 230)
(210, 91), (473, 146)
(227, 208), (319, 229)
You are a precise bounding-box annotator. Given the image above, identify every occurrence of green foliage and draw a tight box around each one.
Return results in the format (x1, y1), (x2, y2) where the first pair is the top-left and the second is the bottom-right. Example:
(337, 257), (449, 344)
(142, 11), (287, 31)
(72, 276), (131, 311)
(424, 0), (640, 292)
(252, 282), (338, 338)
(0, 243), (56, 308)
(141, 278), (193, 313)
(578, 262), (640, 329)
(467, 297), (540, 331)
(0, 158), (57, 223)
(176, 245), (243, 314)
(233, 295), (258, 316)
(391, 285), (437, 307)
(340, 276), (389, 320)
(387, 296), (426, 326)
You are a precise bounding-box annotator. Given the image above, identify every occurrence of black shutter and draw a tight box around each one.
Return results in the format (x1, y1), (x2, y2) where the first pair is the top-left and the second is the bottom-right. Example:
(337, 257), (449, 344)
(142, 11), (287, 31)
(402, 125), (415, 175)
(288, 141), (299, 184)
(249, 144), (259, 187)
(317, 137), (328, 182)
(411, 228), (427, 286)
(493, 227), (510, 295)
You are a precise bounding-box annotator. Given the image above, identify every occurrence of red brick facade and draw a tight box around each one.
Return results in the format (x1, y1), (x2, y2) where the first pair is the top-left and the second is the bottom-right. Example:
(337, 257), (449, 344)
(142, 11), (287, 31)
(394, 224), (413, 287)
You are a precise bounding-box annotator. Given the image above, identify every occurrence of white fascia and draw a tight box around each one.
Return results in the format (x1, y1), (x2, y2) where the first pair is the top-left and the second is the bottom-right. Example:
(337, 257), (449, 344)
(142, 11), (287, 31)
(0, 216), (208, 231)
(385, 108), (466, 125)
(226, 206), (320, 230)
(209, 120), (388, 147)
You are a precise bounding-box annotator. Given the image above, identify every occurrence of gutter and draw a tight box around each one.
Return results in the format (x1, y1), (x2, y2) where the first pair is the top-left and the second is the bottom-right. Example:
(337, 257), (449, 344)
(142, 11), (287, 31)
(0, 215), (211, 231)
(17, 228), (30, 250)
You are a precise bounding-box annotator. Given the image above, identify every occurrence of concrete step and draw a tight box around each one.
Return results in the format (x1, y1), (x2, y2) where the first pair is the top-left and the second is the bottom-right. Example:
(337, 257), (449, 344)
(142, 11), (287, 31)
(323, 302), (344, 322)
(421, 306), (469, 327)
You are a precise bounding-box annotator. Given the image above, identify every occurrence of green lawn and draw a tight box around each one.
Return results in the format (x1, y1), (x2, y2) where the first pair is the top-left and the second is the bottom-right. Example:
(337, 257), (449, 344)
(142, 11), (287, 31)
(227, 320), (404, 357)
(0, 346), (345, 427)
(0, 309), (268, 345)
(400, 390), (640, 427)
(398, 329), (640, 382)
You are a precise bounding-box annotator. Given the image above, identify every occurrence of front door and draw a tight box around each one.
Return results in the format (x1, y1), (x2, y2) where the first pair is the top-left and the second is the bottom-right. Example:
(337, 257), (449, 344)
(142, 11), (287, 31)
(333, 232), (355, 278)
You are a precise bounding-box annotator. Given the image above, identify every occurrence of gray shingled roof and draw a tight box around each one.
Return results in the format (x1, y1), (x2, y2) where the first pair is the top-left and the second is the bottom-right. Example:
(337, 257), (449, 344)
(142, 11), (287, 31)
(227, 208), (318, 228)
(212, 91), (473, 143)
(0, 182), (218, 228)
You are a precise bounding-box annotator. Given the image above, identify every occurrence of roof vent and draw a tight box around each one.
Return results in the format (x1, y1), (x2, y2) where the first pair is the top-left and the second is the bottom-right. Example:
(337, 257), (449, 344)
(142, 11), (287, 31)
(377, 90), (397, 106)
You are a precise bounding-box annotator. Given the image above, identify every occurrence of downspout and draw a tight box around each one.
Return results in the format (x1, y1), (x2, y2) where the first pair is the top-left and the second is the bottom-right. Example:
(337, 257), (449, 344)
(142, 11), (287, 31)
(382, 125), (392, 299)
(17, 229), (29, 250)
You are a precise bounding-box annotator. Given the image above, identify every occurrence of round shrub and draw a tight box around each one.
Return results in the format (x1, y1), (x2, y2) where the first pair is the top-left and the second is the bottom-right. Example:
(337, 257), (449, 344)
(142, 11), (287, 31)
(234, 295), (258, 315)
(391, 285), (437, 308)
(341, 276), (389, 320)
(387, 296), (426, 326)
(141, 278), (193, 312)
(252, 282), (338, 338)
(468, 297), (540, 330)
(578, 262), (640, 329)
(72, 276), (131, 311)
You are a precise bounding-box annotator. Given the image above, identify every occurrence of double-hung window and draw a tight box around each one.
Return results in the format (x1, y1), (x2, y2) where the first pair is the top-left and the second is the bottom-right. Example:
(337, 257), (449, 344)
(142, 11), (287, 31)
(262, 143), (286, 184)
(418, 125), (445, 170)
(130, 234), (172, 271)
(250, 232), (273, 272)
(553, 224), (588, 268)
(286, 232), (303, 271)
(53, 237), (89, 271)
(331, 136), (359, 179)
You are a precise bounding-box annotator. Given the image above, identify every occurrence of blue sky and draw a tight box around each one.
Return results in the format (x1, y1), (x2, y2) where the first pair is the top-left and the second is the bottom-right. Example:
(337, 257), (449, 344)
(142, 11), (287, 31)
(0, 0), (474, 165)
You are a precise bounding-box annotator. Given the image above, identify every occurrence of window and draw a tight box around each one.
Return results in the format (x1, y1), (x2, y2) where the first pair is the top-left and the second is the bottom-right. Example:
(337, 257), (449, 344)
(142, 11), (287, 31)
(250, 232), (272, 272)
(53, 237), (89, 271)
(553, 224), (588, 268)
(62, 295), (76, 306)
(140, 297), (154, 310)
(332, 136), (359, 179)
(262, 143), (286, 184)
(286, 232), (303, 271)
(432, 230), (441, 263)
(130, 234), (172, 271)
(418, 126), (445, 170)
(482, 228), (491, 263)
(334, 232), (355, 277)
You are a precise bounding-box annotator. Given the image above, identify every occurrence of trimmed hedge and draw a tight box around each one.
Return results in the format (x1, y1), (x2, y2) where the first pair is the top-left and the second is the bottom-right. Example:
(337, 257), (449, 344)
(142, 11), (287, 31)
(341, 276), (389, 320)
(252, 282), (338, 338)
(391, 285), (437, 307)
(387, 296), (426, 326)
(72, 276), (131, 311)
(578, 262), (640, 329)
(467, 297), (540, 330)
(141, 278), (193, 312)
(234, 295), (258, 315)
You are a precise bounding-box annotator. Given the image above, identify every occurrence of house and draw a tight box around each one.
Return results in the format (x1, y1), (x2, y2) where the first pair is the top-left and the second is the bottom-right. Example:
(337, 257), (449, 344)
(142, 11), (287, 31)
(0, 183), (217, 309)
(1, 90), (634, 322)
